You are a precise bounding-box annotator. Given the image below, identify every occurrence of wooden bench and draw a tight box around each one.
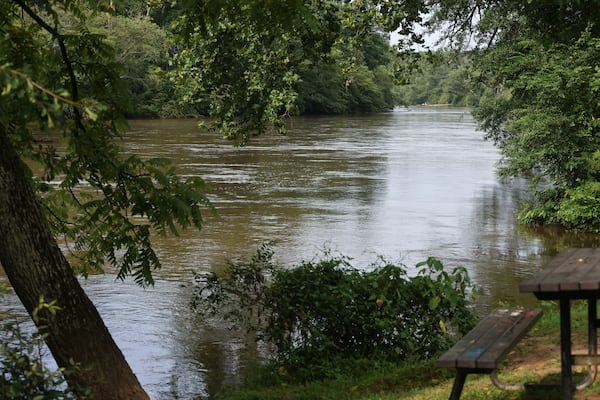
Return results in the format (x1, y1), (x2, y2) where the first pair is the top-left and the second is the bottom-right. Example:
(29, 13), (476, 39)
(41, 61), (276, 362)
(438, 307), (543, 400)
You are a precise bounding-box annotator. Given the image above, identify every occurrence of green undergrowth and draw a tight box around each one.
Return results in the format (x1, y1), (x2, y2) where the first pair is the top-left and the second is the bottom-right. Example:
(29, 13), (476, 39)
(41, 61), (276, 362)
(218, 300), (600, 400)
(0, 285), (87, 399)
(530, 300), (589, 337)
(194, 245), (476, 384)
(219, 358), (455, 400)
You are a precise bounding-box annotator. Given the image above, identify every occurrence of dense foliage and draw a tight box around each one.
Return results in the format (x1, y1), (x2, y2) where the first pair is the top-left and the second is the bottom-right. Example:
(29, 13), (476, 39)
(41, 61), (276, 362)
(80, 2), (409, 121)
(89, 15), (187, 118)
(397, 51), (479, 107)
(0, 1), (432, 396)
(428, 1), (600, 231)
(192, 244), (476, 382)
(1, 1), (214, 285)
(171, 0), (422, 142)
(3, 0), (598, 396)
(476, 32), (600, 231)
(295, 32), (399, 114)
(0, 1), (217, 396)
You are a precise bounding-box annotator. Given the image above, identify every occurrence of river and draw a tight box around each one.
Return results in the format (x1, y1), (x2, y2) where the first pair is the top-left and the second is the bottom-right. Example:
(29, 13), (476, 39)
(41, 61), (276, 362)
(2, 107), (599, 399)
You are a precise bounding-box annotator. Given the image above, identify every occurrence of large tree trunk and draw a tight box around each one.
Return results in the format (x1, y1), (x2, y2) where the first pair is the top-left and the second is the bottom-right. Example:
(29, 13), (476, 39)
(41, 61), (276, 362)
(0, 127), (149, 399)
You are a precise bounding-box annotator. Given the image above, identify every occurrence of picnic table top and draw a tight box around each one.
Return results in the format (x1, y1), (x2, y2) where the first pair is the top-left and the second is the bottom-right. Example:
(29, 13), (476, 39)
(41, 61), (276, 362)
(520, 248), (600, 297)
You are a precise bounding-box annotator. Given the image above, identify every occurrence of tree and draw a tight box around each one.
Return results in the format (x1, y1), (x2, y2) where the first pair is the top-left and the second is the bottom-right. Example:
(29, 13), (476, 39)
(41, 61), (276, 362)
(427, 1), (600, 231)
(91, 14), (173, 117)
(172, 0), (427, 142)
(87, 9), (194, 118)
(396, 51), (479, 106)
(295, 32), (399, 115)
(1, 1), (211, 398)
(172, 0), (342, 143)
(1, 1), (428, 397)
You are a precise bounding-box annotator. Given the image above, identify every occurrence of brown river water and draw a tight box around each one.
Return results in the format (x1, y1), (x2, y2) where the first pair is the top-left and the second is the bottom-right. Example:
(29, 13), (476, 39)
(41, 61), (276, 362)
(2, 107), (600, 398)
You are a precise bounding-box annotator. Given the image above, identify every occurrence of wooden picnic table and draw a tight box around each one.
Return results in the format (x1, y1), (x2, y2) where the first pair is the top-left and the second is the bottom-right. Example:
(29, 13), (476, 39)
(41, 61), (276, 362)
(520, 248), (600, 399)
(438, 307), (543, 400)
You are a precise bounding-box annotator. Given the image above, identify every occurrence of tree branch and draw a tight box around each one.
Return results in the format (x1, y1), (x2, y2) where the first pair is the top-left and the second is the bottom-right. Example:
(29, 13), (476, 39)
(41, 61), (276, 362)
(13, 0), (84, 128)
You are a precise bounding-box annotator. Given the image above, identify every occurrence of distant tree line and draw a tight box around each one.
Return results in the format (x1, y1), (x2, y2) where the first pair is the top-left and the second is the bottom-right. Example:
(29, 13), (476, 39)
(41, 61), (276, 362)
(396, 51), (480, 107)
(95, 4), (478, 117)
(296, 32), (399, 114)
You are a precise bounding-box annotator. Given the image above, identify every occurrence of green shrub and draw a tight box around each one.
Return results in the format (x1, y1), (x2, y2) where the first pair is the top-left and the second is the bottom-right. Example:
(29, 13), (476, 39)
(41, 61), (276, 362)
(518, 187), (563, 227)
(0, 286), (85, 400)
(518, 181), (600, 232)
(192, 244), (476, 382)
(556, 180), (600, 232)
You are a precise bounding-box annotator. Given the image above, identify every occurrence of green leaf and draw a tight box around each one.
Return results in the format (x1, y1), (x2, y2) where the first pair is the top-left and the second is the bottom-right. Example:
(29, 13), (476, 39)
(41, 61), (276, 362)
(84, 107), (98, 121)
(428, 296), (441, 310)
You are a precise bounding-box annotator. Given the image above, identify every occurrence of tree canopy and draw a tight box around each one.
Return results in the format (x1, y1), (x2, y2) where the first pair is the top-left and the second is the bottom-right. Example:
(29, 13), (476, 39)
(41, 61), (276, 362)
(426, 1), (600, 231)
(0, 1), (426, 397)
(0, 0), (212, 397)
(1, 0), (599, 397)
(171, 0), (426, 142)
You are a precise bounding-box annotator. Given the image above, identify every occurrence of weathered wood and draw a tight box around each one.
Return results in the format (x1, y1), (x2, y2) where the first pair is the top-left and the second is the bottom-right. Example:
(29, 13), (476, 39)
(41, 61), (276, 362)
(438, 308), (543, 400)
(573, 354), (600, 365)
(477, 308), (543, 369)
(579, 249), (600, 290)
(520, 248), (600, 294)
(438, 308), (542, 370)
(519, 249), (600, 400)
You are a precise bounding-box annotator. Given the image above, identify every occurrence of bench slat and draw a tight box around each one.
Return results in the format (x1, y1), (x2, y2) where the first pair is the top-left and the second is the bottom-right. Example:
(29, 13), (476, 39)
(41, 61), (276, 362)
(438, 308), (542, 370)
(438, 310), (507, 369)
(476, 308), (543, 369)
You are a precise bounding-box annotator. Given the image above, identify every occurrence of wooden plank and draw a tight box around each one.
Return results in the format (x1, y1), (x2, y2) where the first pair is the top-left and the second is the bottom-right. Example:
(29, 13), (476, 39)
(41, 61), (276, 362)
(519, 249), (576, 292)
(573, 354), (600, 365)
(576, 249), (600, 290)
(438, 309), (541, 370)
(560, 260), (594, 290)
(547, 254), (590, 291)
(520, 249), (600, 294)
(475, 308), (543, 369)
(537, 249), (582, 292)
(437, 310), (509, 368)
(555, 248), (600, 291)
(437, 314), (502, 368)
(454, 310), (524, 369)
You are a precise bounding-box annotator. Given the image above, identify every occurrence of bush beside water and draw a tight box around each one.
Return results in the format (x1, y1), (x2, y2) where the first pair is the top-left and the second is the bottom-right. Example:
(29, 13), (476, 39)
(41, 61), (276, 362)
(0, 246), (476, 397)
(193, 244), (477, 383)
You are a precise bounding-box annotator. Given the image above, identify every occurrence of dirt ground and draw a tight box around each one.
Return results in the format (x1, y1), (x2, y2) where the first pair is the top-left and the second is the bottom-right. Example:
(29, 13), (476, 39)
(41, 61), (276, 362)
(504, 335), (600, 400)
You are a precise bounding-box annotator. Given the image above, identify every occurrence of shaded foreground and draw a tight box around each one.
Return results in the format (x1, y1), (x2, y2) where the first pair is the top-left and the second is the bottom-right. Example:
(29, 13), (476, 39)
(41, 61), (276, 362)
(220, 301), (600, 400)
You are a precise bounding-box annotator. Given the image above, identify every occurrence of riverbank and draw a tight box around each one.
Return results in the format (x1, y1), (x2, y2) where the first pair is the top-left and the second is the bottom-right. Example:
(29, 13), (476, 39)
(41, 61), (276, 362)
(220, 301), (600, 400)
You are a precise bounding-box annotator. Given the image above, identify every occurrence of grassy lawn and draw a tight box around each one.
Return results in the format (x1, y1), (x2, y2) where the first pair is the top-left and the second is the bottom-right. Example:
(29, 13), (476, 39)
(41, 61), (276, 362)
(220, 301), (600, 400)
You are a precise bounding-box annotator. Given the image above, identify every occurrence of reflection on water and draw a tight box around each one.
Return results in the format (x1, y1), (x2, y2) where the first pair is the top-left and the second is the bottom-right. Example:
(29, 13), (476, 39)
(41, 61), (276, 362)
(78, 279), (260, 399)
(3, 107), (600, 398)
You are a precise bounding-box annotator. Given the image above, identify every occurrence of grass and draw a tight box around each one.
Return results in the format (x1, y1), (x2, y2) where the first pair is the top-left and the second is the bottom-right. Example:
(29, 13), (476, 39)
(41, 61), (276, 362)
(218, 300), (600, 400)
